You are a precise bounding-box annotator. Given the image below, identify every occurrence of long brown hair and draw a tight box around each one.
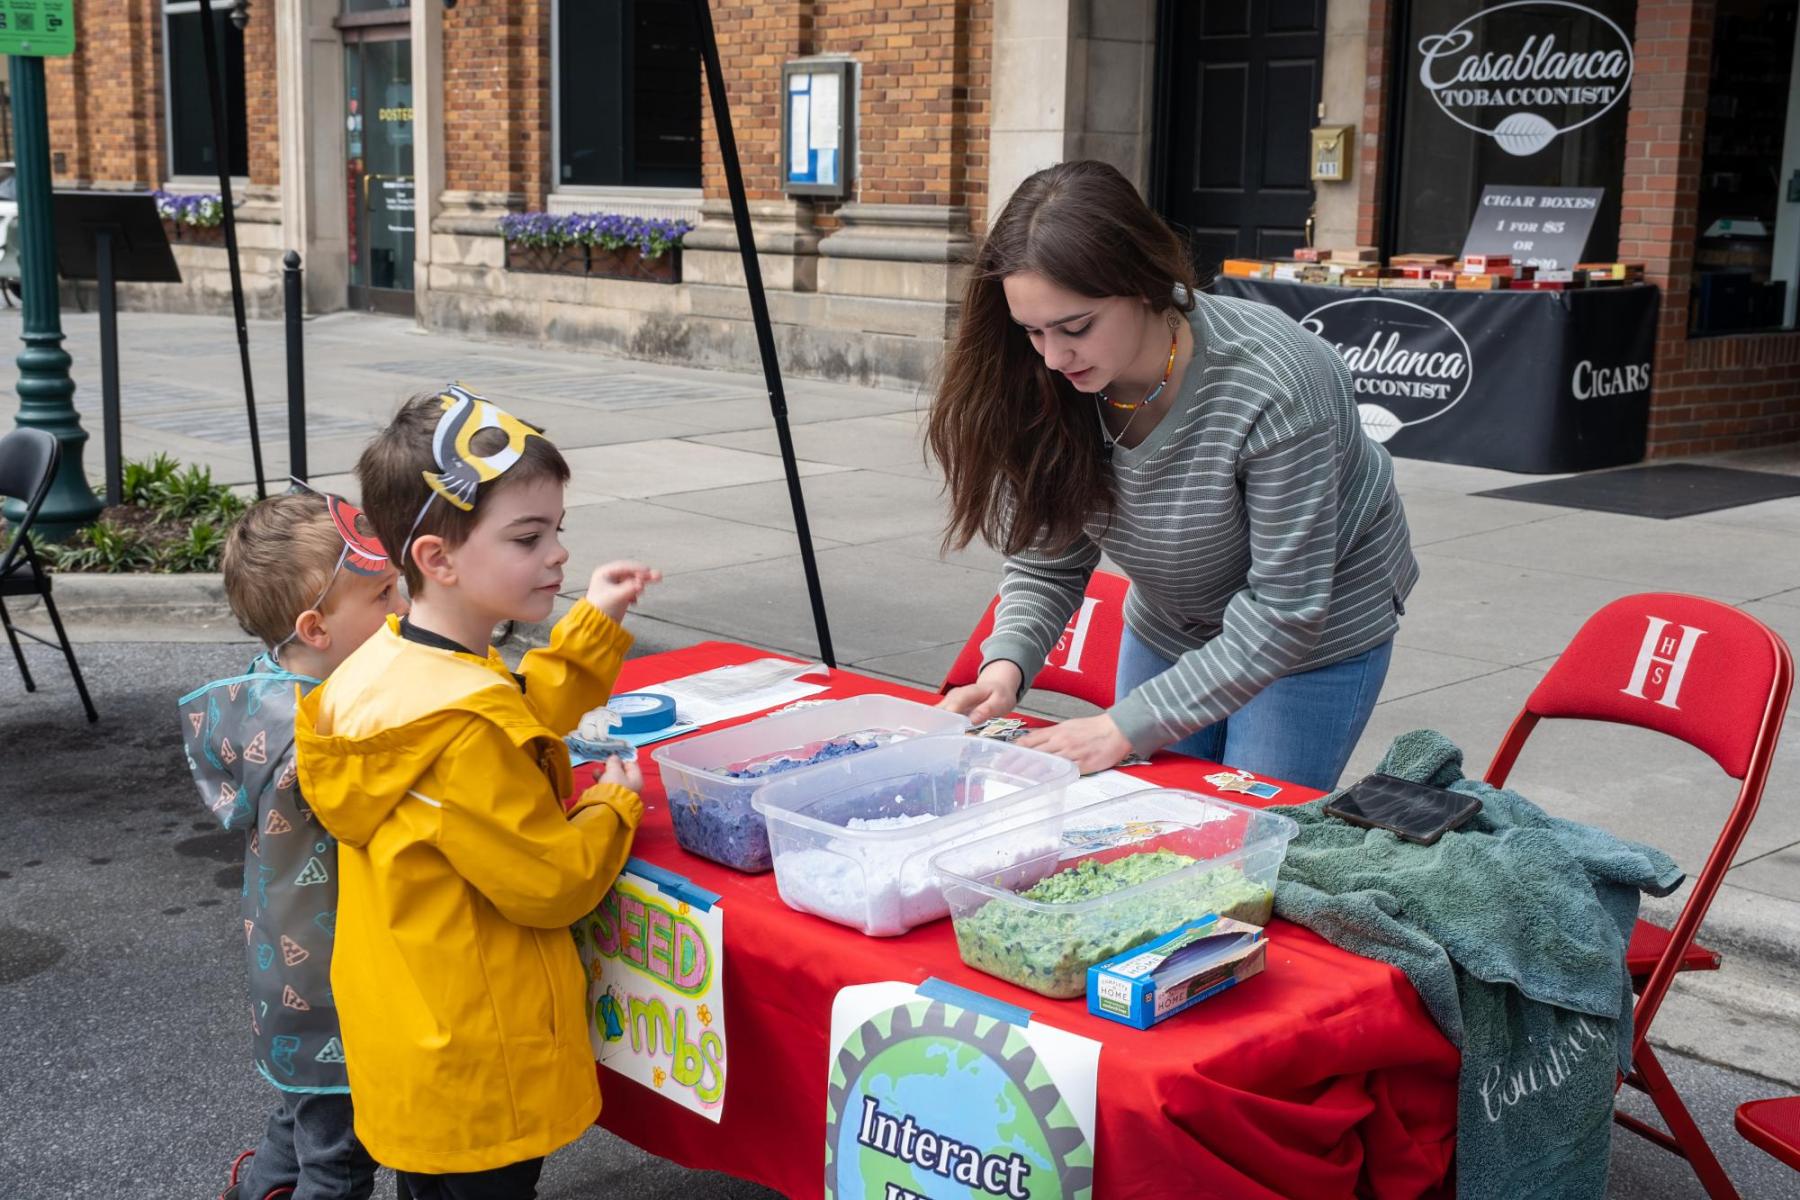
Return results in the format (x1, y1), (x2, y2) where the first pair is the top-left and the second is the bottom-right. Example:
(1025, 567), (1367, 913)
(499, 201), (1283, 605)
(928, 160), (1196, 555)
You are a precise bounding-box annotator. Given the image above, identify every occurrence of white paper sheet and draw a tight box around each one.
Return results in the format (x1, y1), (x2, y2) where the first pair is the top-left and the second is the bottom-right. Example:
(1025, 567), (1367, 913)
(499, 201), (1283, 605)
(788, 93), (812, 175)
(1066, 769), (1159, 806)
(637, 658), (830, 729)
(809, 71), (840, 150)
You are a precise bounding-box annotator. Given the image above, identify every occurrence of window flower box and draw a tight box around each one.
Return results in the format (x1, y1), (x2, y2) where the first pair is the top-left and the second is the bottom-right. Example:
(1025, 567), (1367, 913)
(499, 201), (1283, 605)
(500, 211), (691, 284)
(152, 189), (227, 247)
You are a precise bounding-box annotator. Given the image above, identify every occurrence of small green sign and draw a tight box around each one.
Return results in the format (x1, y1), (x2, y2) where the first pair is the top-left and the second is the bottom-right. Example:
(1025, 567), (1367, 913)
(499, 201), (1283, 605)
(0, 0), (76, 56)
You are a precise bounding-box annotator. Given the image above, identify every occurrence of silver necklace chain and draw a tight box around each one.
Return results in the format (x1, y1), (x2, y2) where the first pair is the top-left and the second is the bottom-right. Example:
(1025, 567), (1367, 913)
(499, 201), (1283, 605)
(1093, 314), (1196, 462)
(1095, 393), (1149, 455)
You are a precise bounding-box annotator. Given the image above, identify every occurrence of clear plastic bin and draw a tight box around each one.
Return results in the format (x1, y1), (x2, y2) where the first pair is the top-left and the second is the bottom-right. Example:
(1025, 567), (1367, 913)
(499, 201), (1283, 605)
(752, 736), (1079, 936)
(651, 696), (968, 873)
(931, 789), (1299, 998)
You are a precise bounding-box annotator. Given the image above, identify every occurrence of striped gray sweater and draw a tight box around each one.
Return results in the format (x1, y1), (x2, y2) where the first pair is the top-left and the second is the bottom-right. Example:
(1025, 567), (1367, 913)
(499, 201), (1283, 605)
(981, 293), (1419, 755)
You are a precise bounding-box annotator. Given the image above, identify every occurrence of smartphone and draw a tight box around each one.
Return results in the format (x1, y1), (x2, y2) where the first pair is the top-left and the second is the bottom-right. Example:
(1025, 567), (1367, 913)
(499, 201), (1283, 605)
(1323, 773), (1481, 846)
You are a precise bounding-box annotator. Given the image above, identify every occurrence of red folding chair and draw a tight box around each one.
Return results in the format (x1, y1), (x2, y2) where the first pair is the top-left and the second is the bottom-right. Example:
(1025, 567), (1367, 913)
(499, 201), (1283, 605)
(940, 570), (1130, 708)
(1737, 1097), (1800, 1173)
(1485, 592), (1793, 1200)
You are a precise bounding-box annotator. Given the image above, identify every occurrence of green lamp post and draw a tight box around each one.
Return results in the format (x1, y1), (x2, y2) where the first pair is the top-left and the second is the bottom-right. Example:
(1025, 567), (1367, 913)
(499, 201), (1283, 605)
(6, 45), (100, 538)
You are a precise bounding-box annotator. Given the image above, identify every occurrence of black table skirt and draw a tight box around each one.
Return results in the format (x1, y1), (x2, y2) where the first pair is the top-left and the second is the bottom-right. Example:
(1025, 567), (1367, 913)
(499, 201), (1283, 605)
(1214, 278), (1660, 473)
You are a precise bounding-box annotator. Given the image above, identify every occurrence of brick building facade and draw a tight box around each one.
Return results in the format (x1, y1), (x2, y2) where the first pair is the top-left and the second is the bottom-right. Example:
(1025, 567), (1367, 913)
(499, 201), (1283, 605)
(1345, 0), (1800, 458)
(35, 0), (1800, 460)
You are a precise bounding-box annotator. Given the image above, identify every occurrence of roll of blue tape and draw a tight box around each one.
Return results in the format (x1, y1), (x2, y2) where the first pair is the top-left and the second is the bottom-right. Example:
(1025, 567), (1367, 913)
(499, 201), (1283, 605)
(610, 692), (677, 734)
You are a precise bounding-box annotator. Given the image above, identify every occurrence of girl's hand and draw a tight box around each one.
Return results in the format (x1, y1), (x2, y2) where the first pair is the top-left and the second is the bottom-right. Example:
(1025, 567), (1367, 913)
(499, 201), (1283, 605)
(938, 660), (1023, 723)
(1018, 714), (1132, 774)
(599, 755), (643, 793)
(586, 561), (662, 623)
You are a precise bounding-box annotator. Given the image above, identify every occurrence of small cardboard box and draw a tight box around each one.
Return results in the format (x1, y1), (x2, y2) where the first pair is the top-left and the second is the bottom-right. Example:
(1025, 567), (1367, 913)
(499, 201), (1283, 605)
(1222, 258), (1272, 279)
(1267, 262), (1329, 284)
(1391, 253), (1455, 267)
(1463, 253), (1511, 272)
(1578, 261), (1645, 281)
(1087, 916), (1267, 1030)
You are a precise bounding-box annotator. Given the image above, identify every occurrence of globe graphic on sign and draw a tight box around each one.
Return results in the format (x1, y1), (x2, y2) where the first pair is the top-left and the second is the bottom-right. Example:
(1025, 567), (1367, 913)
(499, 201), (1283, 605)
(825, 1001), (1093, 1199)
(843, 1042), (1051, 1198)
(1492, 112), (1559, 157)
(1358, 403), (1404, 443)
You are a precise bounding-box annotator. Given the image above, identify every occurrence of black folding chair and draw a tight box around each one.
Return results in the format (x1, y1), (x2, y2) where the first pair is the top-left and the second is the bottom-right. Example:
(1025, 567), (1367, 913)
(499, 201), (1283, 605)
(1, 428), (98, 722)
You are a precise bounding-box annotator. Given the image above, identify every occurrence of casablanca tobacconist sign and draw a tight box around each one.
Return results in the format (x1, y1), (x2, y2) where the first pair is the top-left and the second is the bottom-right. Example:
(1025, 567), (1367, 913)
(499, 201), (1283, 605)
(1415, 1), (1635, 159)
(1218, 0), (1660, 473)
(1397, 0), (1641, 266)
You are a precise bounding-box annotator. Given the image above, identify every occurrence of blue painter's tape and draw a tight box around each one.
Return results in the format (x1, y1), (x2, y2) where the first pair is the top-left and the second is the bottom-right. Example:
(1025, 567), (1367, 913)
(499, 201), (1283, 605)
(625, 857), (720, 912)
(917, 976), (1033, 1028)
(610, 692), (678, 735)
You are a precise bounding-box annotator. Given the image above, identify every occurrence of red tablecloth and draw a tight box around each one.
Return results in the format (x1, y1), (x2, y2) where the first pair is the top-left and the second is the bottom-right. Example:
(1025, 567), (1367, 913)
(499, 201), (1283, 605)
(581, 643), (1459, 1199)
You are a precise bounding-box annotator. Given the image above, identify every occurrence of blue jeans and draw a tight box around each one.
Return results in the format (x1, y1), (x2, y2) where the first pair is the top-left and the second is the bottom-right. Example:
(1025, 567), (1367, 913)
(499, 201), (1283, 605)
(1116, 628), (1393, 792)
(241, 1091), (376, 1200)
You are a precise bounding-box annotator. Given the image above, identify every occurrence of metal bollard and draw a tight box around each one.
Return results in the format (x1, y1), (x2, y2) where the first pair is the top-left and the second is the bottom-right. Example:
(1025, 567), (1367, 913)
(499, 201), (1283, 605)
(283, 250), (307, 484)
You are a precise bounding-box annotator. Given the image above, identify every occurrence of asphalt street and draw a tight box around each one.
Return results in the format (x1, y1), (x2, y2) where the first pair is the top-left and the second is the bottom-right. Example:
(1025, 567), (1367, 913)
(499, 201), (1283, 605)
(2, 640), (1796, 1198)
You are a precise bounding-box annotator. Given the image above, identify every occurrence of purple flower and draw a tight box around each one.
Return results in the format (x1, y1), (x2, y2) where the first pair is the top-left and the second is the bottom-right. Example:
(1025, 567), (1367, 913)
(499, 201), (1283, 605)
(151, 189), (225, 228)
(499, 210), (693, 259)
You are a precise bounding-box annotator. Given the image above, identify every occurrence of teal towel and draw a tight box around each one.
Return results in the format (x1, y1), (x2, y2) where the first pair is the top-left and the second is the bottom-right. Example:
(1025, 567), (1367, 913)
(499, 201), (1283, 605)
(1271, 730), (1684, 1200)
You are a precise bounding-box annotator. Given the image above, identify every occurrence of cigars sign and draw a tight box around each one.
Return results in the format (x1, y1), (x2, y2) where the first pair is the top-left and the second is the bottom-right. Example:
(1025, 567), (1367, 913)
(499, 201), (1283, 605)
(1418, 1), (1636, 157)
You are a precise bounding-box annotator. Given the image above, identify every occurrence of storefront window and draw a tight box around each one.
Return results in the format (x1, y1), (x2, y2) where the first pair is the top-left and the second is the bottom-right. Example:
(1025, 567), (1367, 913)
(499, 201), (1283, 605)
(1692, 1), (1800, 335)
(1389, 0), (1636, 261)
(556, 0), (702, 189)
(162, 0), (248, 178)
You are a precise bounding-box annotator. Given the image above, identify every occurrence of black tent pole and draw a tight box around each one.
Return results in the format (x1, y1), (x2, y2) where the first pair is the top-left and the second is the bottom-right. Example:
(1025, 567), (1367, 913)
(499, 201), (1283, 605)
(690, 0), (836, 668)
(196, 0), (267, 498)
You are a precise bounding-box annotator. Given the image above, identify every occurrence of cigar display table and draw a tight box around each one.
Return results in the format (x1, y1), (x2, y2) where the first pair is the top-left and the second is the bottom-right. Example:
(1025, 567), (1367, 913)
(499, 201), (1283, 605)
(1215, 277), (1661, 473)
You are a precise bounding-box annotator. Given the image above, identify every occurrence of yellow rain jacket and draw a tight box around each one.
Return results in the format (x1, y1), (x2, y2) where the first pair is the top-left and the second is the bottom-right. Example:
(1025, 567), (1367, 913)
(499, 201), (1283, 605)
(294, 600), (641, 1174)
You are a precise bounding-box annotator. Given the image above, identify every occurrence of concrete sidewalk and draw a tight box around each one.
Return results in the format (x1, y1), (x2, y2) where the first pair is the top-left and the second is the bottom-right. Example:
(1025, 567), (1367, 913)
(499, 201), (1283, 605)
(6, 305), (1800, 1084)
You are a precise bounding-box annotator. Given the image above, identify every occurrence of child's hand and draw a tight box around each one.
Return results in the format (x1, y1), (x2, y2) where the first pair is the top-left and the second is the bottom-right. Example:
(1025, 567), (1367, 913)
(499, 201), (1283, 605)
(586, 561), (662, 623)
(599, 755), (643, 793)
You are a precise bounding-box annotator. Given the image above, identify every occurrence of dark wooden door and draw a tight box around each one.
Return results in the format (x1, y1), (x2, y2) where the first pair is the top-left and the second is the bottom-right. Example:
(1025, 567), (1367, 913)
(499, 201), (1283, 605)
(1158, 0), (1326, 284)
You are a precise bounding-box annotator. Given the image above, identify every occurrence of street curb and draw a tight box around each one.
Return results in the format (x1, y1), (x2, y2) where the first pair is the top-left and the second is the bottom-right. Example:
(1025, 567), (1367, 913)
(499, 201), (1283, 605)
(1641, 879), (1800, 969)
(11, 572), (240, 636)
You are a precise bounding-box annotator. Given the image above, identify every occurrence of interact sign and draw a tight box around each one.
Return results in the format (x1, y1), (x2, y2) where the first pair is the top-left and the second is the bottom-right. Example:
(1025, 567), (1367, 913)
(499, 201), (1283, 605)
(826, 979), (1100, 1200)
(1416, 1), (1634, 156)
(575, 859), (727, 1121)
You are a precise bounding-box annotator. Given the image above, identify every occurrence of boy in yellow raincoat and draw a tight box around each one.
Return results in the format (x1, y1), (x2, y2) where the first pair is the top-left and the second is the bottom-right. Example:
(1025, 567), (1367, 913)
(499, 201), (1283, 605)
(296, 387), (660, 1197)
